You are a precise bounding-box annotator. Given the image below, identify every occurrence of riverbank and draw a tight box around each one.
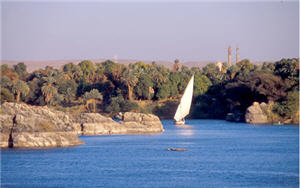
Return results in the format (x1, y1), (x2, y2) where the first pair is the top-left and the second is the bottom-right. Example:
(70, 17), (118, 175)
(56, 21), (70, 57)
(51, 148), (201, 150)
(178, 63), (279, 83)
(226, 101), (299, 125)
(0, 102), (164, 148)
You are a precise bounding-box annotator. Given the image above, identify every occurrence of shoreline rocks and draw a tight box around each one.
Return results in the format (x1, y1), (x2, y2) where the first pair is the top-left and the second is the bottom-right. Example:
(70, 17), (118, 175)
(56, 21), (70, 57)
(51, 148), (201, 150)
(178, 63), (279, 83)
(227, 101), (298, 125)
(119, 112), (164, 134)
(72, 112), (164, 135)
(0, 102), (164, 148)
(245, 102), (268, 124)
(72, 113), (126, 135)
(10, 132), (83, 148)
(0, 102), (84, 148)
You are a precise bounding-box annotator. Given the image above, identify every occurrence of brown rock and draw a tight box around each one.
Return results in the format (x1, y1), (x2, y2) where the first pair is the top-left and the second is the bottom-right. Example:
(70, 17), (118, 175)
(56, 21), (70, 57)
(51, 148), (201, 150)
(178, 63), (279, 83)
(0, 103), (164, 148)
(245, 102), (268, 124)
(74, 112), (164, 135)
(0, 113), (14, 148)
(72, 113), (126, 135)
(0, 102), (83, 148)
(119, 112), (164, 134)
(11, 132), (83, 148)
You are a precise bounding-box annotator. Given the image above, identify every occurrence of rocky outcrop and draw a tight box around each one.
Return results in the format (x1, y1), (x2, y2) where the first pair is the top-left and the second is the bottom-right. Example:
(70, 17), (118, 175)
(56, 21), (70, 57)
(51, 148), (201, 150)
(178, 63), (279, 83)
(10, 132), (81, 148)
(0, 103), (164, 148)
(72, 113), (127, 135)
(0, 114), (13, 148)
(72, 112), (164, 135)
(0, 102), (83, 148)
(119, 112), (164, 134)
(245, 102), (268, 124)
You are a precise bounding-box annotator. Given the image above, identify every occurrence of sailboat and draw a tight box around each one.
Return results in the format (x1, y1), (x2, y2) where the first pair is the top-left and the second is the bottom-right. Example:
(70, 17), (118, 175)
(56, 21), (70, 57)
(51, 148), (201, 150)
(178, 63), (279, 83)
(174, 75), (194, 125)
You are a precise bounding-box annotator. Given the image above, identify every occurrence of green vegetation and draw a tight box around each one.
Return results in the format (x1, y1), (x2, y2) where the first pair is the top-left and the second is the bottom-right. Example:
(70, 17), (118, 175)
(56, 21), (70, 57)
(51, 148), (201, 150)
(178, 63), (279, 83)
(83, 89), (103, 112)
(0, 58), (298, 123)
(12, 80), (30, 103)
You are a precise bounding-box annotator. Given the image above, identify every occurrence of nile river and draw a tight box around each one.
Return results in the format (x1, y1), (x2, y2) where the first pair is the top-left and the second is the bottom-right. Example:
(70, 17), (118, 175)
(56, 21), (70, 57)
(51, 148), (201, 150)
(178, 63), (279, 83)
(1, 120), (299, 187)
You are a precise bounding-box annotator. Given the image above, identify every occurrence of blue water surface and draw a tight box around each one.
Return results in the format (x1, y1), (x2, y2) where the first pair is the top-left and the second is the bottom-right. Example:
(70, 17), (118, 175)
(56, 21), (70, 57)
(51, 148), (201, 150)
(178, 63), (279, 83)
(1, 120), (299, 188)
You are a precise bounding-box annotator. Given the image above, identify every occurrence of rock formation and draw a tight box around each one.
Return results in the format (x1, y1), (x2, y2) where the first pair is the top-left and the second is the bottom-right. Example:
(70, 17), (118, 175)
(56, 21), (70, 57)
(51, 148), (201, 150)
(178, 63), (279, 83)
(0, 102), (83, 148)
(245, 102), (268, 124)
(119, 112), (164, 134)
(72, 112), (164, 135)
(0, 102), (164, 148)
(72, 113), (127, 135)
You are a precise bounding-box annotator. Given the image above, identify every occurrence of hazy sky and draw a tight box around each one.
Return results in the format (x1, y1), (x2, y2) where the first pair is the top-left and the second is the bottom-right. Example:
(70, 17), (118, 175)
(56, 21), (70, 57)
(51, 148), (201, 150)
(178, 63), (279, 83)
(2, 1), (299, 63)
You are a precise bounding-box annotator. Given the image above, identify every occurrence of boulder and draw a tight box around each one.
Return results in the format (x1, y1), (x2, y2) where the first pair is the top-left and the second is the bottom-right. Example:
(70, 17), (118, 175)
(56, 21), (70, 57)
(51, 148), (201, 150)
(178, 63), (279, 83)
(0, 114), (13, 147)
(0, 102), (84, 148)
(73, 112), (164, 135)
(245, 102), (268, 124)
(2, 102), (74, 132)
(11, 132), (82, 148)
(119, 112), (164, 134)
(72, 113), (127, 135)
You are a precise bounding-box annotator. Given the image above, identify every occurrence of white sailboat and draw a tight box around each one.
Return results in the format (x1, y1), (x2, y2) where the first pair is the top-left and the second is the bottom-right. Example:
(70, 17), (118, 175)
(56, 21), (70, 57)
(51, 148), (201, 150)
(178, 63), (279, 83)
(174, 75), (194, 125)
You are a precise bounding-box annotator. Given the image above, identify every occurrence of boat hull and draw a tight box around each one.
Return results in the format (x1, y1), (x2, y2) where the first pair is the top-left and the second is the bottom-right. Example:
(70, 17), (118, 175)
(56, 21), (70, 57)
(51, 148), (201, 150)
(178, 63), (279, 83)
(175, 120), (185, 125)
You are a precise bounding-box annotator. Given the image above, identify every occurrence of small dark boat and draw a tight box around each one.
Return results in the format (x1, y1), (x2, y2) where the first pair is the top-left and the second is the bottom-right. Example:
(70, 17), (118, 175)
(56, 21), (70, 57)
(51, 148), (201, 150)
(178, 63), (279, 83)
(167, 148), (188, 151)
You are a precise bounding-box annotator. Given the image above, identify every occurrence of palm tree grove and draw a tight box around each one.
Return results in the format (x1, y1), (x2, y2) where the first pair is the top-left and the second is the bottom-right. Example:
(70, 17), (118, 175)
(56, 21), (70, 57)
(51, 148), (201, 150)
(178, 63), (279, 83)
(1, 58), (299, 124)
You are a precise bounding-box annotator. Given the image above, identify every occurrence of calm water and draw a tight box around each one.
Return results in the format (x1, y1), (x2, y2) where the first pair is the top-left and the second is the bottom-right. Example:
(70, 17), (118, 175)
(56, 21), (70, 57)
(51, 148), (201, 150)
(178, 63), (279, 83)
(1, 120), (299, 188)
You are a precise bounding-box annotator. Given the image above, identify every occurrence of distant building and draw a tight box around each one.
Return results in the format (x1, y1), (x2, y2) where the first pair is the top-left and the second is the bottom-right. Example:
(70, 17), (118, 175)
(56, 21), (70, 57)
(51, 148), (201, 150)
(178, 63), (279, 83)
(228, 46), (232, 66)
(236, 47), (239, 64)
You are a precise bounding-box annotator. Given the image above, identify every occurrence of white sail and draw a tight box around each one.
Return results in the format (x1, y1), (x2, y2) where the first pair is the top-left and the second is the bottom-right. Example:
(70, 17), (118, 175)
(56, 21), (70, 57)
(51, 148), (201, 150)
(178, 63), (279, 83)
(174, 75), (194, 122)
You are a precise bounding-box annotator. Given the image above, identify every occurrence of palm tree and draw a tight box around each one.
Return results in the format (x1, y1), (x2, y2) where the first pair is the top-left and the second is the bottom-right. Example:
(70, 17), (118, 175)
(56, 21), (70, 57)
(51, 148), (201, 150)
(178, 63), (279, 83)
(41, 84), (58, 105)
(83, 89), (103, 112)
(12, 80), (29, 103)
(122, 69), (139, 101)
(151, 71), (167, 85)
(41, 77), (57, 105)
(173, 59), (180, 72)
(63, 63), (83, 81)
(65, 87), (75, 104)
(0, 76), (12, 88)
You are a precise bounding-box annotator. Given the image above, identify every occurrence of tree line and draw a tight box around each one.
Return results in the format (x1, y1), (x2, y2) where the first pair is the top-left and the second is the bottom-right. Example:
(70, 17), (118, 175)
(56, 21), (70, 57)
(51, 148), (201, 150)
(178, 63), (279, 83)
(0, 58), (298, 122)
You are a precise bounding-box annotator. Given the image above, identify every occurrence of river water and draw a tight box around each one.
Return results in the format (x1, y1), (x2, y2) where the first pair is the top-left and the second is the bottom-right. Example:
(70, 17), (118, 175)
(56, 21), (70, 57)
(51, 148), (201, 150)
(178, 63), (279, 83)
(1, 120), (299, 187)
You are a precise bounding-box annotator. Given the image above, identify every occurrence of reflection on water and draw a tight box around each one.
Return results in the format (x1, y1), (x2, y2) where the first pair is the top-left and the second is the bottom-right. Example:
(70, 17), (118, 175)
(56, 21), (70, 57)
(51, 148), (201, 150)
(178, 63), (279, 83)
(176, 126), (195, 136)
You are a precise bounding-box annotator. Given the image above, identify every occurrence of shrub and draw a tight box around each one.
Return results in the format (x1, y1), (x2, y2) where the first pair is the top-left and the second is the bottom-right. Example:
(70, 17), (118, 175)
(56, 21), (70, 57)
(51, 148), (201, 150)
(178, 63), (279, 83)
(121, 100), (139, 112)
(1, 88), (14, 103)
(273, 91), (299, 118)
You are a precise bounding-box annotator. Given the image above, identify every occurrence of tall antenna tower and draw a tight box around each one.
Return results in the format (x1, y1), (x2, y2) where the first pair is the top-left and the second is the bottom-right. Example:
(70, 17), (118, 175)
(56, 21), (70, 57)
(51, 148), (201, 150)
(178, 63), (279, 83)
(236, 47), (239, 64)
(228, 46), (232, 66)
